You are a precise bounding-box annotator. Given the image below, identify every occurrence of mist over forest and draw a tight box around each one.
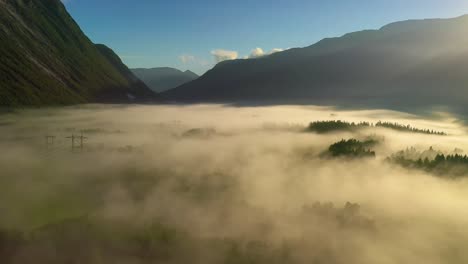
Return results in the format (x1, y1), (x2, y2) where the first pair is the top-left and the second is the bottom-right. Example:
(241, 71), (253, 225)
(3, 0), (468, 263)
(2, 104), (468, 264)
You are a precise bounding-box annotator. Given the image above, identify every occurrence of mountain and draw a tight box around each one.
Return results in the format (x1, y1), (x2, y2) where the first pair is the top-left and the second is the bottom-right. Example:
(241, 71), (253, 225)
(131, 67), (198, 93)
(161, 15), (468, 109)
(0, 0), (155, 106)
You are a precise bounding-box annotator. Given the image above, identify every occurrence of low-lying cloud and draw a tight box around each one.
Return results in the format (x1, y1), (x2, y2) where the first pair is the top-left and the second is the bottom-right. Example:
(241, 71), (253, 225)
(211, 49), (239, 63)
(248, 47), (284, 58)
(1, 104), (468, 264)
(208, 47), (285, 65)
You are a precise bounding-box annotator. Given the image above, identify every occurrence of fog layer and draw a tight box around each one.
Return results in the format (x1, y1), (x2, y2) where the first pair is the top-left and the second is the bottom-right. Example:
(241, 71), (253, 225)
(1, 104), (468, 264)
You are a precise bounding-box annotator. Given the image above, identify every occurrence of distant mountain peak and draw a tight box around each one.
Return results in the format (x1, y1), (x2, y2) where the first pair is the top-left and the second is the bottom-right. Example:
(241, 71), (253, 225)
(131, 67), (199, 93)
(183, 70), (199, 78)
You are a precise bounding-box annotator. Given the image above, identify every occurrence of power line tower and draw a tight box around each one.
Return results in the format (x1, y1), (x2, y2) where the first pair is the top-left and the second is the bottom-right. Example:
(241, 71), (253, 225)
(45, 135), (56, 150)
(66, 134), (76, 153)
(66, 132), (87, 153)
(78, 132), (87, 152)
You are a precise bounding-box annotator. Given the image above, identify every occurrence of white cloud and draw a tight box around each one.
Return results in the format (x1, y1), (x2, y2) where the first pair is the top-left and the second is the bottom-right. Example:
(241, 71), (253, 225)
(270, 48), (284, 54)
(248, 47), (284, 59)
(250, 47), (265, 58)
(179, 54), (196, 64)
(211, 49), (238, 63)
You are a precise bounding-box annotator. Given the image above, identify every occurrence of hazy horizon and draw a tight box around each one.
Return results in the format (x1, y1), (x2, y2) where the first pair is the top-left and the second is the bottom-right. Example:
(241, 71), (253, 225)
(63, 0), (468, 74)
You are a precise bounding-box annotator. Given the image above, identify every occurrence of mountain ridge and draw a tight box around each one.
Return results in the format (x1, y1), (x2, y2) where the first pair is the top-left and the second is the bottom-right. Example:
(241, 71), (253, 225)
(0, 0), (155, 106)
(161, 15), (468, 109)
(131, 67), (198, 93)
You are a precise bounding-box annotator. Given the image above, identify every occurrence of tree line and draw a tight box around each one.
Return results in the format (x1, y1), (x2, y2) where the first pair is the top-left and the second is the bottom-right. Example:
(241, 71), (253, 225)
(375, 121), (446, 135)
(307, 120), (446, 135)
(387, 148), (468, 177)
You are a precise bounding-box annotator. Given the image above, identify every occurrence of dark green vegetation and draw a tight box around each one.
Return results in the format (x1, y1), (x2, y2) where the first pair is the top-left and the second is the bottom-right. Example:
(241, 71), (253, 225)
(388, 147), (468, 177)
(132, 67), (199, 93)
(326, 139), (377, 158)
(375, 121), (447, 135)
(0, 0), (155, 106)
(307, 120), (371, 133)
(161, 15), (468, 111)
(307, 120), (446, 135)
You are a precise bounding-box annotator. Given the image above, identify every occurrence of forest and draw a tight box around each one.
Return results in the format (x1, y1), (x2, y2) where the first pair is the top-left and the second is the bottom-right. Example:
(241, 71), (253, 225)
(325, 139), (377, 158)
(307, 120), (447, 135)
(388, 147), (468, 177)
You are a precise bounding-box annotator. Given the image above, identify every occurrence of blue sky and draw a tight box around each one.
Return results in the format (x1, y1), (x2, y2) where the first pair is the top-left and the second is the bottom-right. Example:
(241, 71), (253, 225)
(63, 0), (468, 75)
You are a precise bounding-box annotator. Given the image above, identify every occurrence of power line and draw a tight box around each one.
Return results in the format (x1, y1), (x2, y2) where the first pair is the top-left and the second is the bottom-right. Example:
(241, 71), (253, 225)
(66, 132), (87, 153)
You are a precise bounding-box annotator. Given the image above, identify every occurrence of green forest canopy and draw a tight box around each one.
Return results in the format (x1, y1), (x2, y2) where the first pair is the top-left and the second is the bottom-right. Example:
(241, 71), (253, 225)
(307, 120), (446, 135)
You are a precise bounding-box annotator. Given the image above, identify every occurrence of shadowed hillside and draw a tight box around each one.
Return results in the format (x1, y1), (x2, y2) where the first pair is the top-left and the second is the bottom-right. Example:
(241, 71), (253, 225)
(161, 15), (468, 110)
(0, 0), (155, 106)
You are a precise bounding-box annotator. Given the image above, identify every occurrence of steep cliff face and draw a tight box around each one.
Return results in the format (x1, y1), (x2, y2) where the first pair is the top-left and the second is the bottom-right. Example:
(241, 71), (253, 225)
(0, 0), (155, 106)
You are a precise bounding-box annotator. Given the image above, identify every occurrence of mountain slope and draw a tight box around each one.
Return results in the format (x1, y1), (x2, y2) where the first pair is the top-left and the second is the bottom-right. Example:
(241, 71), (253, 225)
(131, 67), (198, 93)
(161, 15), (468, 108)
(0, 0), (155, 106)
